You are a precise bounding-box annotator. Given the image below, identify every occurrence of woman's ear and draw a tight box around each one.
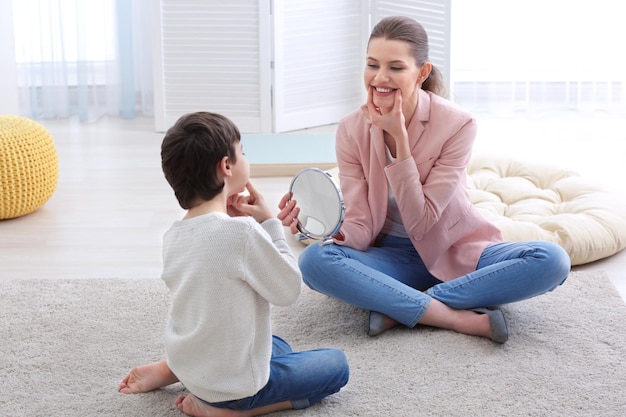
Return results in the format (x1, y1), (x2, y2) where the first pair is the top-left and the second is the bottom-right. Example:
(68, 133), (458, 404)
(419, 62), (432, 84)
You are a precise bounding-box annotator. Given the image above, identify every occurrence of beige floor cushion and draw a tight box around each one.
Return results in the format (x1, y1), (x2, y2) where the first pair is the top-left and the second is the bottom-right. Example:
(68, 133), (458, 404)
(319, 158), (626, 266)
(467, 155), (626, 265)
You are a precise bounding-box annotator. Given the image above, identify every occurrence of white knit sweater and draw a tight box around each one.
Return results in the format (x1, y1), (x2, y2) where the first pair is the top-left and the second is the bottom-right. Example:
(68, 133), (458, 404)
(161, 213), (302, 403)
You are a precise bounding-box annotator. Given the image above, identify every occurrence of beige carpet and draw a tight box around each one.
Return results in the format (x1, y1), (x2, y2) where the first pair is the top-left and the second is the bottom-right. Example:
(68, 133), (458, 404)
(1, 271), (625, 417)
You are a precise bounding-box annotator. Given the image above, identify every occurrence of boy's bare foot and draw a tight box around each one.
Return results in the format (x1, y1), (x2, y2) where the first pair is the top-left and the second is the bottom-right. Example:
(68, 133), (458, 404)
(119, 359), (179, 394)
(175, 394), (294, 417)
(175, 394), (239, 417)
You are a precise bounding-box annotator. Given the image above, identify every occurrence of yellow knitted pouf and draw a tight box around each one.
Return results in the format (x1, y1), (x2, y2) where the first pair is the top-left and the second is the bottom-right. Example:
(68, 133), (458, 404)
(0, 115), (58, 219)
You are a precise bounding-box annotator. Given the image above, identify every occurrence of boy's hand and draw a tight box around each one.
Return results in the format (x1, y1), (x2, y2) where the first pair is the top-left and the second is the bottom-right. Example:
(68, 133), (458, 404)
(226, 194), (248, 218)
(228, 182), (273, 223)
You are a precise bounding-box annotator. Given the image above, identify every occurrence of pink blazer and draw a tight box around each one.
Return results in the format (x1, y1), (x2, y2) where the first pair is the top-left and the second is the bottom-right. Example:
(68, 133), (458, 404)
(333, 90), (503, 281)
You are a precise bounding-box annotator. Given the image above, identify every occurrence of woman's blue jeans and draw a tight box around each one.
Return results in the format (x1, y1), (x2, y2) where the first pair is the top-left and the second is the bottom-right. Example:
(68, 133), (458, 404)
(299, 235), (571, 328)
(205, 336), (349, 410)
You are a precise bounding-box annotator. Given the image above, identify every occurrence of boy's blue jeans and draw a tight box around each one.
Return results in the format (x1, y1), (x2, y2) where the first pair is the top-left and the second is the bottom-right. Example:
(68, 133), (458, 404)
(299, 235), (571, 328)
(206, 336), (349, 410)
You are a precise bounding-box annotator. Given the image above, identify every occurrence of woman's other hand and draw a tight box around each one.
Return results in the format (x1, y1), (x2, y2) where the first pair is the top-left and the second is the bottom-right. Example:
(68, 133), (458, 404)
(277, 192), (300, 235)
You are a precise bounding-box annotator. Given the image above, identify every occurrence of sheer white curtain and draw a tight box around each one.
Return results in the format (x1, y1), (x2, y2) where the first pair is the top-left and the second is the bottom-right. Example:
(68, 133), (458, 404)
(450, 0), (626, 116)
(12, 0), (154, 122)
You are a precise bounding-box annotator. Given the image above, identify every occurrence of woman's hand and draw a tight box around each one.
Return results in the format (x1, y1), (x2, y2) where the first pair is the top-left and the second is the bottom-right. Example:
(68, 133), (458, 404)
(361, 87), (410, 159)
(227, 181), (273, 223)
(277, 192), (300, 235)
(362, 87), (407, 139)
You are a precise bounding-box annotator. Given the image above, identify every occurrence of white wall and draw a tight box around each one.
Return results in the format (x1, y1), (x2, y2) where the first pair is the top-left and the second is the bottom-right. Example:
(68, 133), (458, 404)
(0, 0), (19, 115)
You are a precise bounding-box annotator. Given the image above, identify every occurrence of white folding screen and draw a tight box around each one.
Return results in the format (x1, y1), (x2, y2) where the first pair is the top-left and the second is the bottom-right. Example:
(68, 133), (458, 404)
(272, 1), (368, 132)
(153, 0), (451, 133)
(0, 0), (19, 114)
(153, 0), (272, 132)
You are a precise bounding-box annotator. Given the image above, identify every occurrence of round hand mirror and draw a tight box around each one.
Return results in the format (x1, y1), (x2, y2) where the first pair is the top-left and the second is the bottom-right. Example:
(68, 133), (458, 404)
(289, 168), (345, 243)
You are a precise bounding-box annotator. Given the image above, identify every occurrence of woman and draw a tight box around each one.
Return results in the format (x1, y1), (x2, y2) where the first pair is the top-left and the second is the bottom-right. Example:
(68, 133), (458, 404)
(278, 16), (570, 343)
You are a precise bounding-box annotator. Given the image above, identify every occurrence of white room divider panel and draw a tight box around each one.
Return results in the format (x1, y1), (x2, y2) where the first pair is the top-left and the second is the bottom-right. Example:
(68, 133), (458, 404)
(153, 0), (451, 133)
(0, 0), (19, 114)
(153, 0), (272, 132)
(272, 1), (368, 132)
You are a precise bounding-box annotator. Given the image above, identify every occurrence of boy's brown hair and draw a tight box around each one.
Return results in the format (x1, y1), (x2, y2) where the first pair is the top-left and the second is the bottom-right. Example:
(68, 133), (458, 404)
(161, 112), (241, 209)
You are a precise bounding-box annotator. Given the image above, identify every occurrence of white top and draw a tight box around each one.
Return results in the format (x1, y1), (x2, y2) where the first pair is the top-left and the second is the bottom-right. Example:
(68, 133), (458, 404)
(381, 146), (409, 238)
(161, 213), (302, 403)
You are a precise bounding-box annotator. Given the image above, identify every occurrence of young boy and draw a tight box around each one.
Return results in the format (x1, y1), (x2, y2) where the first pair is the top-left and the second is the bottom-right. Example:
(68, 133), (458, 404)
(119, 112), (349, 416)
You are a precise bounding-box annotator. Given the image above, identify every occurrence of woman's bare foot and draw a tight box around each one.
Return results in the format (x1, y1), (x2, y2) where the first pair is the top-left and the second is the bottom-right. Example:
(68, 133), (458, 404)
(368, 311), (400, 336)
(175, 394), (294, 417)
(454, 309), (492, 339)
(119, 359), (179, 394)
(419, 299), (492, 339)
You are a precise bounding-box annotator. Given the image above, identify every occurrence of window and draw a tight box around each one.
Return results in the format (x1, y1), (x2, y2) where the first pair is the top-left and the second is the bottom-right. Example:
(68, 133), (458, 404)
(450, 0), (626, 115)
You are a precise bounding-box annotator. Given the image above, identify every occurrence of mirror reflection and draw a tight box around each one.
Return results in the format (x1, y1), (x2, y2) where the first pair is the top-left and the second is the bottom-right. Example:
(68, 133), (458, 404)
(289, 168), (345, 241)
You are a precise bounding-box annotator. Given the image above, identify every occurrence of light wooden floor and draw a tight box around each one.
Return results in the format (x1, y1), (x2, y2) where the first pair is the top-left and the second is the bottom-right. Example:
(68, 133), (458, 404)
(1, 114), (625, 303)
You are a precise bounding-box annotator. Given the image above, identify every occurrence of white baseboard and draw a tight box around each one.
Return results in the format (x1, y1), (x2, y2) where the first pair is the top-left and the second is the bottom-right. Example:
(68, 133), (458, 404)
(250, 162), (337, 177)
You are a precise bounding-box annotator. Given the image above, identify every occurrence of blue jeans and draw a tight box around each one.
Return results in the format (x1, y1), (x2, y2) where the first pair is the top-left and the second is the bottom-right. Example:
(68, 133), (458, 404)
(299, 235), (570, 328)
(205, 336), (349, 411)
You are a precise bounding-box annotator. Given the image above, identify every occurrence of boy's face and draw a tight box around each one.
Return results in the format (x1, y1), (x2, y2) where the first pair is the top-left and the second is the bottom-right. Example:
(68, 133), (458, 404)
(229, 142), (249, 195)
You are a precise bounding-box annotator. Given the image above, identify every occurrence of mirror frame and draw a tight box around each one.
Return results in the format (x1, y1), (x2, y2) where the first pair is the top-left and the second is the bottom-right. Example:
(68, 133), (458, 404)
(288, 167), (345, 242)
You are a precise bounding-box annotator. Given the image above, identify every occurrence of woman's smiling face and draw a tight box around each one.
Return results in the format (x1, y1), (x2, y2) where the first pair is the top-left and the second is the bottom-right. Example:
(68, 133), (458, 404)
(364, 37), (423, 116)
